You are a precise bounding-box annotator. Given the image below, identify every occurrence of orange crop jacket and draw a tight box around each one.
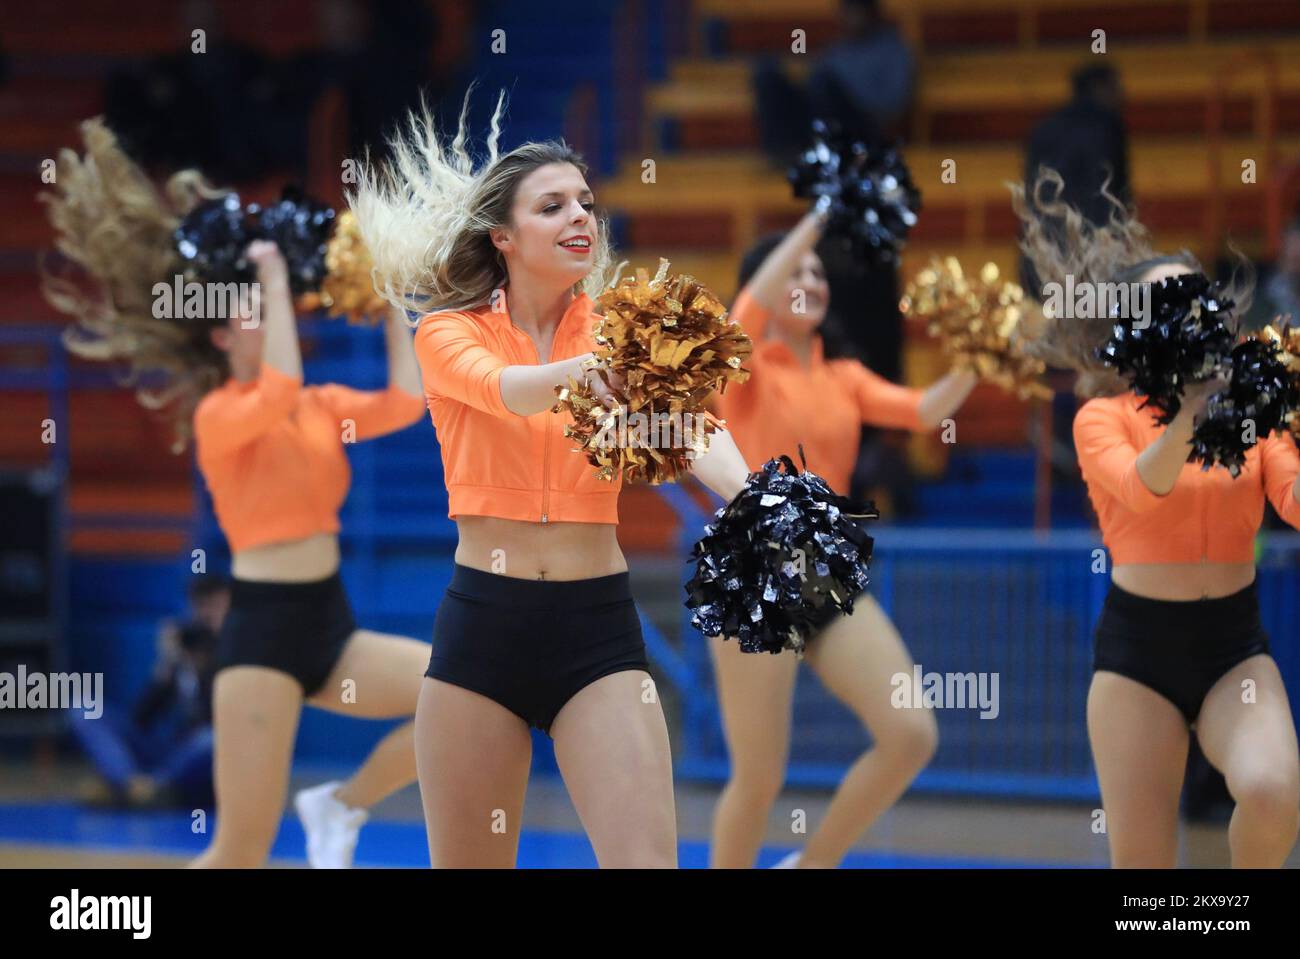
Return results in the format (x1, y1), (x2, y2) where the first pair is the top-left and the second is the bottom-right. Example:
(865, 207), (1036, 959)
(413, 292), (622, 524)
(714, 290), (925, 492)
(1074, 392), (1300, 564)
(194, 365), (426, 552)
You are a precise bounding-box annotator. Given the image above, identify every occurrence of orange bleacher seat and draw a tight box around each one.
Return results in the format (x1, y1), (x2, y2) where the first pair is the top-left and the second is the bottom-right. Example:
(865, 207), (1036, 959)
(1206, 0), (1300, 34)
(626, 211), (735, 250)
(67, 392), (191, 479)
(920, 9), (1021, 49)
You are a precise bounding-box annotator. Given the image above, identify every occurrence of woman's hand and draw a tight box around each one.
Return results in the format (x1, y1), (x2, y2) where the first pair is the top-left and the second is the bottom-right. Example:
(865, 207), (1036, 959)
(231, 241), (291, 330)
(1180, 374), (1229, 420)
(246, 239), (289, 289)
(584, 361), (624, 410)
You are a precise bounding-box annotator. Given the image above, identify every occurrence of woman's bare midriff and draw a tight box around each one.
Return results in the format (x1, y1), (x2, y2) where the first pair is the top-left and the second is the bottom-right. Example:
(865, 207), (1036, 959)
(1111, 561), (1256, 601)
(454, 516), (626, 581)
(231, 531), (340, 582)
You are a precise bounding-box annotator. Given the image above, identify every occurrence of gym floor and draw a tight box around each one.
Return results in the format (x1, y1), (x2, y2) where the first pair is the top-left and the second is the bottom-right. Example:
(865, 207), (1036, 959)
(2, 760), (1288, 868)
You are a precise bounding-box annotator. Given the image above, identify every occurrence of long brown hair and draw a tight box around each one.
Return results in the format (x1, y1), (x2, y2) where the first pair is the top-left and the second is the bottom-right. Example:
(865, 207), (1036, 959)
(1009, 167), (1253, 398)
(40, 118), (228, 450)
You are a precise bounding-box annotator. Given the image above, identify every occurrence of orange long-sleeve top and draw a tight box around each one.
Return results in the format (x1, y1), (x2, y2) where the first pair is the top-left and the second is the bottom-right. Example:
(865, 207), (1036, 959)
(714, 290), (926, 492)
(413, 292), (622, 524)
(1073, 392), (1300, 564)
(193, 365), (426, 552)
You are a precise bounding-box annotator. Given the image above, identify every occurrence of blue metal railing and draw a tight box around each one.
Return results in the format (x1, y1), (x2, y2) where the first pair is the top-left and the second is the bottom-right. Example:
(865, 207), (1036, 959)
(655, 483), (1300, 801)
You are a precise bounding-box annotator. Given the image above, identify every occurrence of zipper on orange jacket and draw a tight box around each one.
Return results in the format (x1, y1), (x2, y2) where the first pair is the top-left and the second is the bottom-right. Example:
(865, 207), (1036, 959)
(538, 328), (554, 524)
(541, 414), (551, 524)
(523, 305), (571, 525)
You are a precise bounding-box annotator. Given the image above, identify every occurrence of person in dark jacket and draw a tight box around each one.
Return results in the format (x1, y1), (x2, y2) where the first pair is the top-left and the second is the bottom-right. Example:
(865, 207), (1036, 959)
(1021, 64), (1130, 294)
(753, 0), (914, 167)
(72, 575), (226, 809)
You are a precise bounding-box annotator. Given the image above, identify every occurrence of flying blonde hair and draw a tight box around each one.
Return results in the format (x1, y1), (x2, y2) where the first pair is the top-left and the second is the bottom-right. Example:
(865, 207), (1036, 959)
(1009, 167), (1253, 399)
(350, 89), (615, 319)
(40, 117), (227, 450)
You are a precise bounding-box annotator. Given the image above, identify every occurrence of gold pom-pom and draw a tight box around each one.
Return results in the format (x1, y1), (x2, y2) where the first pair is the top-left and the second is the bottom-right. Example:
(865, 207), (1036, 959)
(901, 256), (1051, 401)
(1259, 319), (1300, 369)
(1257, 318), (1300, 438)
(557, 378), (717, 485)
(593, 257), (752, 410)
(554, 258), (751, 484)
(295, 210), (389, 324)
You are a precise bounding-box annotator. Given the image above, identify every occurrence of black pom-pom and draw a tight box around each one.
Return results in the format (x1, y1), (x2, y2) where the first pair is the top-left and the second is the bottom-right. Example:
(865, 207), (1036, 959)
(1190, 337), (1300, 476)
(788, 120), (920, 267)
(1096, 273), (1236, 424)
(174, 193), (255, 287)
(684, 454), (879, 655)
(174, 187), (336, 297)
(251, 187), (336, 296)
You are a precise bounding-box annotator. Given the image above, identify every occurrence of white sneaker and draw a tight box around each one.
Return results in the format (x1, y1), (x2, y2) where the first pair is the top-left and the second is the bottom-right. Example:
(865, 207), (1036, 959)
(771, 850), (802, 869)
(294, 780), (369, 869)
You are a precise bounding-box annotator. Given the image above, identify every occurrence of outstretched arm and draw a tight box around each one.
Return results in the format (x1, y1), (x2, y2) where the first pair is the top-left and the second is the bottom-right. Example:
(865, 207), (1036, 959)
(500, 354), (604, 416)
(692, 427), (751, 502)
(415, 313), (615, 419)
(917, 369), (979, 429)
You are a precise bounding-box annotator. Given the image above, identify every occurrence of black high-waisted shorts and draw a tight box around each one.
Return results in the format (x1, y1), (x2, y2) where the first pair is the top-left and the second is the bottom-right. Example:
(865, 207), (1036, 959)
(216, 572), (357, 696)
(426, 564), (650, 736)
(1092, 580), (1270, 724)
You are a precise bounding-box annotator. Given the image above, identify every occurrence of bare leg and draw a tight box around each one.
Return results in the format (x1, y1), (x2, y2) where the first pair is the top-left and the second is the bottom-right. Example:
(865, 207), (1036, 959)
(1195, 654), (1300, 867)
(551, 670), (677, 867)
(1087, 670), (1189, 867)
(798, 596), (938, 868)
(414, 678), (532, 867)
(190, 667), (303, 868)
(306, 629), (428, 809)
(707, 634), (798, 867)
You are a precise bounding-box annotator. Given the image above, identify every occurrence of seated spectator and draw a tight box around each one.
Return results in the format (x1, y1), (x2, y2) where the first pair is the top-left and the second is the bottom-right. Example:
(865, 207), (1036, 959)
(71, 574), (226, 809)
